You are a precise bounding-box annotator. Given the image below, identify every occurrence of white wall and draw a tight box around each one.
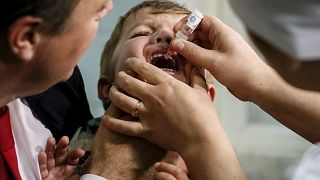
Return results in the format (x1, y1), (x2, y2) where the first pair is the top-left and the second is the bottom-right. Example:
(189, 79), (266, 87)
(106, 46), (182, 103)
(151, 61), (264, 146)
(79, 1), (312, 179)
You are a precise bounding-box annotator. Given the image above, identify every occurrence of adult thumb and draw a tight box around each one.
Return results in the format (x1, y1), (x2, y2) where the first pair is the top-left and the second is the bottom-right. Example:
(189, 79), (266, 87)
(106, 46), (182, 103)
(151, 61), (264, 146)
(171, 39), (219, 70)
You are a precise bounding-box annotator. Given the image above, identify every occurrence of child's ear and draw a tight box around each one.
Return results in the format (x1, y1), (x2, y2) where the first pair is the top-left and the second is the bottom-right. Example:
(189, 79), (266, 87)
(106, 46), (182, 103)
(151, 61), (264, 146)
(98, 77), (112, 102)
(208, 83), (215, 102)
(8, 16), (43, 62)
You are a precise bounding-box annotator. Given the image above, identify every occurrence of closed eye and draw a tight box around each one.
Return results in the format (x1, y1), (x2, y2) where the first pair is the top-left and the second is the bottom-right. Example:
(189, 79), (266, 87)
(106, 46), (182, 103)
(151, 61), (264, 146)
(130, 31), (151, 39)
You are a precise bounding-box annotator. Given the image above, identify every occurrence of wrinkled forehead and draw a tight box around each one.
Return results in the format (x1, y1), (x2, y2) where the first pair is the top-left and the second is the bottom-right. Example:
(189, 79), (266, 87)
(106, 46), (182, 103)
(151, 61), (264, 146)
(125, 8), (153, 23)
(122, 7), (188, 34)
(128, 7), (188, 20)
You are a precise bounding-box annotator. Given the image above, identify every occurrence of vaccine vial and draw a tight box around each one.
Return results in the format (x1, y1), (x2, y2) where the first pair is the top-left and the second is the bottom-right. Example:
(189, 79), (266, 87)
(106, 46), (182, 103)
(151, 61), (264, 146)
(166, 9), (204, 58)
(176, 9), (204, 40)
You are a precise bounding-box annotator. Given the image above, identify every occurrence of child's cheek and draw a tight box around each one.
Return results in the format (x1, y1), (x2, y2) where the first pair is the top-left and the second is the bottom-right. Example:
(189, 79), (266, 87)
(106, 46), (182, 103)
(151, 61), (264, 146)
(126, 40), (147, 59)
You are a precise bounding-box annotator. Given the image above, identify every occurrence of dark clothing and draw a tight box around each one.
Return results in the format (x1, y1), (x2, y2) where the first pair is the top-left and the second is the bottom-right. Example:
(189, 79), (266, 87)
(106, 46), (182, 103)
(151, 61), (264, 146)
(25, 66), (93, 139)
(69, 117), (100, 151)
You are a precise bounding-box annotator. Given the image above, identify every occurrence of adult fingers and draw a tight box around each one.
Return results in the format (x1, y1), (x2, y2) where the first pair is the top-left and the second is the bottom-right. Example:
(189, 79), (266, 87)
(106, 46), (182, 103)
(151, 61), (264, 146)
(154, 172), (177, 180)
(198, 15), (228, 38)
(154, 162), (189, 180)
(190, 30), (212, 53)
(115, 71), (152, 100)
(171, 39), (221, 72)
(171, 15), (234, 72)
(105, 103), (125, 118)
(124, 58), (174, 85)
(198, 30), (212, 49)
(102, 113), (144, 138)
(109, 85), (145, 116)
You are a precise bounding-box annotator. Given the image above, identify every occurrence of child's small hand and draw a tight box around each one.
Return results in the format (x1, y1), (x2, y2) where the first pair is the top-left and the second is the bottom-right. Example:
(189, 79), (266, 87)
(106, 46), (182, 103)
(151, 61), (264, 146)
(154, 162), (189, 180)
(38, 136), (85, 180)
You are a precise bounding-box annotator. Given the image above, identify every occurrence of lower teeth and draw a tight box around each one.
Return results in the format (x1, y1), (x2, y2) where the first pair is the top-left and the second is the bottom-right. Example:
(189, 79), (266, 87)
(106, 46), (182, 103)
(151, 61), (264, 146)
(161, 68), (175, 72)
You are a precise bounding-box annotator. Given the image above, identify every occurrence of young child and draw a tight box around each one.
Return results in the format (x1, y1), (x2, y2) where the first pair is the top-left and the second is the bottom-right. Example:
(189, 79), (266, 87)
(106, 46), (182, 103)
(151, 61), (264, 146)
(40, 0), (214, 179)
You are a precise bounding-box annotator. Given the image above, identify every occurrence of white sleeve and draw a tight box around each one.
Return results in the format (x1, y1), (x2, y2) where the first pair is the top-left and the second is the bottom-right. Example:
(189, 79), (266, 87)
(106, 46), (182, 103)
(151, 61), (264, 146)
(80, 174), (108, 180)
(284, 144), (320, 180)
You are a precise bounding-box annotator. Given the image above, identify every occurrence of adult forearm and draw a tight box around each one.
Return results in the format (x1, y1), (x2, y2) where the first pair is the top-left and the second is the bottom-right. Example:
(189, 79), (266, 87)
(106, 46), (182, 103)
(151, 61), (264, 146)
(251, 72), (320, 143)
(180, 117), (245, 180)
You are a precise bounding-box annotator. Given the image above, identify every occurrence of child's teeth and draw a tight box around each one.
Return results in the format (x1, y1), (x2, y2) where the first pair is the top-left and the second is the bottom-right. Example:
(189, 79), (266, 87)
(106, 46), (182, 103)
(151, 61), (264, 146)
(161, 68), (175, 72)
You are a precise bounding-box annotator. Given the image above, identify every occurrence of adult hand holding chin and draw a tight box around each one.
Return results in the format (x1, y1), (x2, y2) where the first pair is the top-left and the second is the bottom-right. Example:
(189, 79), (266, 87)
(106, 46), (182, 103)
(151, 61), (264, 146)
(104, 58), (245, 180)
(104, 57), (217, 154)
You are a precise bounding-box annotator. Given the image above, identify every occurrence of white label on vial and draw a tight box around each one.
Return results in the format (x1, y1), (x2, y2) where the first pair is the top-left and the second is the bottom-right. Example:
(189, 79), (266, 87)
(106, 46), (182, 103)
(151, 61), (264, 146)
(176, 9), (203, 39)
(186, 14), (202, 29)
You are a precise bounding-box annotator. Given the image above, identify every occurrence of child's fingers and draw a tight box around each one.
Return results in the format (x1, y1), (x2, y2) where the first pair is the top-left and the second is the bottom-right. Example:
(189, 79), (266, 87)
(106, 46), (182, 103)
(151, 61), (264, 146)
(54, 136), (69, 166)
(63, 166), (77, 178)
(56, 136), (69, 150)
(38, 151), (49, 179)
(44, 137), (56, 154)
(45, 137), (56, 170)
(154, 162), (189, 180)
(66, 148), (86, 165)
(55, 136), (69, 165)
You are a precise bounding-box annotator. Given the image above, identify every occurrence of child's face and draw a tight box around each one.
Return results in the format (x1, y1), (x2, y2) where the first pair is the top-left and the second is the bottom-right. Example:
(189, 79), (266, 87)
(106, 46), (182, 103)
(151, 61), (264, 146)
(112, 8), (192, 84)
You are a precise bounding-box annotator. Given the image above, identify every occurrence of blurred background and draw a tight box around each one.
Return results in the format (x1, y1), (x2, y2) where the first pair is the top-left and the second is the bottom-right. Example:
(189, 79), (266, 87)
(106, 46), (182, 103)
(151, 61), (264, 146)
(78, 0), (312, 179)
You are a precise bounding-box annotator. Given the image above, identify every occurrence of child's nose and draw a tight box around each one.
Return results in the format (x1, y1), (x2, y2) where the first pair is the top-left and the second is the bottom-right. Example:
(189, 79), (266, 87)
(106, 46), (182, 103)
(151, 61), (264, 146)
(152, 30), (174, 45)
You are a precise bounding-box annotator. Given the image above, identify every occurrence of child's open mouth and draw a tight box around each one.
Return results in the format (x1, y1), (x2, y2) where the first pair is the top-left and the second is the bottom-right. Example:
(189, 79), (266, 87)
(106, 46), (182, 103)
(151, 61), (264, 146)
(149, 52), (182, 75)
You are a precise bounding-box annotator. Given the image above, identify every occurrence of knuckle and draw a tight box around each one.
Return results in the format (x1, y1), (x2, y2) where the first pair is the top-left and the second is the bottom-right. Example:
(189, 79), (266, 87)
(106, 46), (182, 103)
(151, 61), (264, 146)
(121, 77), (131, 88)
(126, 57), (141, 71)
(115, 72), (124, 84)
(140, 62), (151, 74)
(117, 96), (129, 108)
(125, 57), (136, 66)
(108, 89), (115, 100)
(117, 74), (131, 89)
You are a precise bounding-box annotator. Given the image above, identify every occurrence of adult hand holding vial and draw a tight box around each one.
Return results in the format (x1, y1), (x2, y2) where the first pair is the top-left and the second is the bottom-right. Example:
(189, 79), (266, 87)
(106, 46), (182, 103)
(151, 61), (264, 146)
(166, 9), (204, 58)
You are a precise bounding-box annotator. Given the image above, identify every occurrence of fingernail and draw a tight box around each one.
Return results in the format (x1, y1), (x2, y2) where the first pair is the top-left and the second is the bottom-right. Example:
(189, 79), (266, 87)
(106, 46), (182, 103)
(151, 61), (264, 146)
(173, 39), (185, 51)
